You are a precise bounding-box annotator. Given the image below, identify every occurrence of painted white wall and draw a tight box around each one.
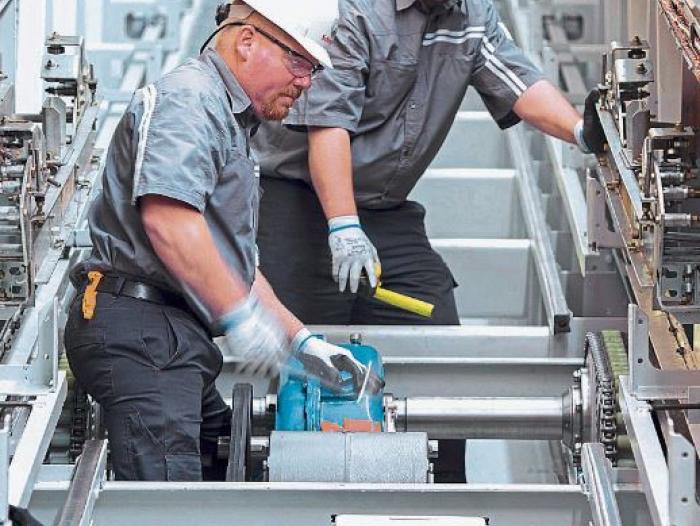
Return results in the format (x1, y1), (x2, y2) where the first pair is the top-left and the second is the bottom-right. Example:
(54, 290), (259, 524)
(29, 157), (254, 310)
(51, 0), (77, 35)
(81, 0), (103, 46)
(15, 0), (46, 113)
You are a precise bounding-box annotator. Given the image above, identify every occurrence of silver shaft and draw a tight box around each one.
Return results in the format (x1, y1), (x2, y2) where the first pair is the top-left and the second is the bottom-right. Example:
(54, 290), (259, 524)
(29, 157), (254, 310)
(395, 396), (565, 440)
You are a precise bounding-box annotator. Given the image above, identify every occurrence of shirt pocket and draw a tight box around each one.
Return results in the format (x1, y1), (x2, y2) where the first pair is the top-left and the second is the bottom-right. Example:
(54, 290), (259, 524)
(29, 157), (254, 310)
(364, 59), (418, 124)
(219, 150), (257, 225)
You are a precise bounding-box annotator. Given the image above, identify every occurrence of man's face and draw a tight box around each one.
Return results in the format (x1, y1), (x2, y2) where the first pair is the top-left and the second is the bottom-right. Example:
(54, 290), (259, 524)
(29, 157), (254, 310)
(245, 27), (316, 121)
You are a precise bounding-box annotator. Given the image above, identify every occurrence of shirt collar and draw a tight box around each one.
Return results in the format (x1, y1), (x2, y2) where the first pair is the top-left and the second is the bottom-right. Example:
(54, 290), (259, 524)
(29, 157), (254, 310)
(201, 48), (259, 129)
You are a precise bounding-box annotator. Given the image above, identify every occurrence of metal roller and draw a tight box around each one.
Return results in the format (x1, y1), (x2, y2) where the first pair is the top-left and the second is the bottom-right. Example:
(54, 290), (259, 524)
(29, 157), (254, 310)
(394, 396), (567, 440)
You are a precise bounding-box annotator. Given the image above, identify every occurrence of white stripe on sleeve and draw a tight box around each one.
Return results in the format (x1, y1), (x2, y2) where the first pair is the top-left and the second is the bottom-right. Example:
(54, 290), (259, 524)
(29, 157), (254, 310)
(481, 54), (524, 97)
(132, 84), (157, 204)
(481, 37), (528, 93)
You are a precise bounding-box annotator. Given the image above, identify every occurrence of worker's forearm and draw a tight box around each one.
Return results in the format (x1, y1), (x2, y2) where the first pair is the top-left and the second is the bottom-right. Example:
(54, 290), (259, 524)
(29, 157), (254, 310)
(308, 127), (357, 219)
(252, 270), (304, 339)
(141, 196), (248, 320)
(513, 80), (580, 144)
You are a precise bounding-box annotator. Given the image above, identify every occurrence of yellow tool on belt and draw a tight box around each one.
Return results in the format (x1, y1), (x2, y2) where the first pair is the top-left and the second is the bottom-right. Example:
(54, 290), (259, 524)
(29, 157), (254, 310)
(82, 271), (103, 320)
(358, 264), (434, 318)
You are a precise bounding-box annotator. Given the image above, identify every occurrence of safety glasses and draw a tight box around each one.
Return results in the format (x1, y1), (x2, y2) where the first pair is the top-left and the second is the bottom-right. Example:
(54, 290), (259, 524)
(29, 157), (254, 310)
(200, 22), (324, 79)
(248, 24), (324, 79)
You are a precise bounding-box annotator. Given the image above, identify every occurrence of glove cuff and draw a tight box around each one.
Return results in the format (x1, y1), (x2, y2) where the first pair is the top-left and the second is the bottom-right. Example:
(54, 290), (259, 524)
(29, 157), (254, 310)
(214, 294), (256, 333)
(328, 215), (361, 234)
(574, 119), (592, 154)
(291, 327), (315, 356)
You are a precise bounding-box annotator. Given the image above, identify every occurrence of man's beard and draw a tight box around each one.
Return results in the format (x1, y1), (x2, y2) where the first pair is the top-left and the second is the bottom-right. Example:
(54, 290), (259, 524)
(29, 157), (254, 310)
(260, 87), (303, 121)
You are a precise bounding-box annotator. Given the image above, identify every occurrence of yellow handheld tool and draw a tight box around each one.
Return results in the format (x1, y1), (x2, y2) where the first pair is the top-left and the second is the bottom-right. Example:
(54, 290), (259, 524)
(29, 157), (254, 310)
(372, 286), (434, 318)
(82, 271), (103, 320)
(358, 264), (435, 318)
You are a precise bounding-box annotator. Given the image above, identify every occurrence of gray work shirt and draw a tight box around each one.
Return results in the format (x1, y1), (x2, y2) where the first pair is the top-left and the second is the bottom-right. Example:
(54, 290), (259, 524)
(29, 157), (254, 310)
(253, 0), (544, 209)
(73, 49), (260, 324)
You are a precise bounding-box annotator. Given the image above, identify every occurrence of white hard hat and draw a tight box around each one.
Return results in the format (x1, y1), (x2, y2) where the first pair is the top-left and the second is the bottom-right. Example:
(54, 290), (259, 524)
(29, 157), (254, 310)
(236, 0), (339, 69)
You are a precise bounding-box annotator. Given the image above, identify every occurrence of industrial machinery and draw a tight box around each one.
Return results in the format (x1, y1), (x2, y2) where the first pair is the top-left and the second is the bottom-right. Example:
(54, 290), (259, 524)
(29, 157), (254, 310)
(0, 31), (102, 525)
(219, 333), (632, 486)
(1, 0), (700, 525)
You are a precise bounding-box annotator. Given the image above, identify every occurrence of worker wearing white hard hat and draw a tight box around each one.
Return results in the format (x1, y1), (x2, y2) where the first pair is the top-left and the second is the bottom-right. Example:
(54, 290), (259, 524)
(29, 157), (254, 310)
(64, 0), (382, 482)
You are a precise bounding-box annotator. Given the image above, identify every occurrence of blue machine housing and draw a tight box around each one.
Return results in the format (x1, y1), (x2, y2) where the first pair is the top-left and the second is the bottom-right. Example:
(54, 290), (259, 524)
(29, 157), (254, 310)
(276, 342), (385, 431)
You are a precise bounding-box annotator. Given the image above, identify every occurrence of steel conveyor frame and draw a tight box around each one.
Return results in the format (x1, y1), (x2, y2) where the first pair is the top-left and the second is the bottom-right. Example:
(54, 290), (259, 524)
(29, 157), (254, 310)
(6, 1), (695, 525)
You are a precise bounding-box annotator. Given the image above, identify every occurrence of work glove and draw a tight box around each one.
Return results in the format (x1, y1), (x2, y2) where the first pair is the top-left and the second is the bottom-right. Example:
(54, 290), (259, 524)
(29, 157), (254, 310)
(575, 88), (607, 155)
(292, 328), (385, 395)
(217, 293), (290, 378)
(328, 216), (380, 293)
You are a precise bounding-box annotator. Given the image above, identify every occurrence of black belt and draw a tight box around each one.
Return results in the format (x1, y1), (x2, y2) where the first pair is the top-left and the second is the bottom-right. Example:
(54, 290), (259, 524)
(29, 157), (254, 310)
(95, 275), (190, 311)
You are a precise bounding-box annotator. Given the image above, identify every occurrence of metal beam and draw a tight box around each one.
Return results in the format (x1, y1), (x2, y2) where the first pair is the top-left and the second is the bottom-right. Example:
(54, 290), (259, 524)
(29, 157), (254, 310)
(28, 482), (651, 526)
(218, 356), (582, 400)
(582, 443), (624, 526)
(507, 128), (572, 333)
(0, 424), (8, 523)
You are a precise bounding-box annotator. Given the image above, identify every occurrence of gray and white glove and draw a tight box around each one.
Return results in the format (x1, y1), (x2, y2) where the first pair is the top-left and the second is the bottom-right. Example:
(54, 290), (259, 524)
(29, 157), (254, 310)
(328, 215), (380, 293)
(217, 293), (290, 377)
(292, 328), (385, 394)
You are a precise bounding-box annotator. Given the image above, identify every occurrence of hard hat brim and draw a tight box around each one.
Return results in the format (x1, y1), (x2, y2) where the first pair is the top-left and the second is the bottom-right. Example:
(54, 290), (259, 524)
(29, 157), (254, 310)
(290, 34), (334, 70)
(241, 0), (335, 70)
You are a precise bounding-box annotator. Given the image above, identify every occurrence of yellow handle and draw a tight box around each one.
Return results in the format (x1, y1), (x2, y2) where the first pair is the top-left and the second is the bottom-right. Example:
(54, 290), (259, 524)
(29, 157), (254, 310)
(82, 271), (103, 320)
(373, 286), (434, 318)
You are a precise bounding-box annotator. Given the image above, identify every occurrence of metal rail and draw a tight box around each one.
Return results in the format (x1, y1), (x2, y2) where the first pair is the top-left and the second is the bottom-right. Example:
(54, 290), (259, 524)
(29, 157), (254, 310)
(581, 443), (623, 526)
(55, 439), (107, 526)
(507, 128), (572, 333)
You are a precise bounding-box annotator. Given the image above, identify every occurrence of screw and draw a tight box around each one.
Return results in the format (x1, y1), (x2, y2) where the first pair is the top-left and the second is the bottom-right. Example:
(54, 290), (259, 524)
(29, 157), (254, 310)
(636, 63), (647, 74)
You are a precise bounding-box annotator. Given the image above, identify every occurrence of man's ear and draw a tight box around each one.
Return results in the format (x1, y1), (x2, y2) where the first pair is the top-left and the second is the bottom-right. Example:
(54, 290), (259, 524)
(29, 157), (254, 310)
(235, 25), (255, 62)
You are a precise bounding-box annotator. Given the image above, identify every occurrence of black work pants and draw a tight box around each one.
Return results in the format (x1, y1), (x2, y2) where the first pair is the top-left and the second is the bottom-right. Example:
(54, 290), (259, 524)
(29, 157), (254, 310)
(258, 176), (466, 482)
(258, 177), (460, 324)
(64, 293), (231, 481)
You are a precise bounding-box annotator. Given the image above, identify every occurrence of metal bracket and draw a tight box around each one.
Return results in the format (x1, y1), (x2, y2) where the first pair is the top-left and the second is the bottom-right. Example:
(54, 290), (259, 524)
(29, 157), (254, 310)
(587, 176), (624, 251)
(581, 443), (623, 526)
(0, 298), (60, 395)
(668, 431), (700, 526)
(628, 304), (700, 400)
(620, 377), (669, 526)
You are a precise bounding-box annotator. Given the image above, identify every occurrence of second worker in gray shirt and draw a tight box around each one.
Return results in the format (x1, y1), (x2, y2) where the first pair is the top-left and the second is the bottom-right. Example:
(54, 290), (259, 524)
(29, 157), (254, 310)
(253, 0), (605, 482)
